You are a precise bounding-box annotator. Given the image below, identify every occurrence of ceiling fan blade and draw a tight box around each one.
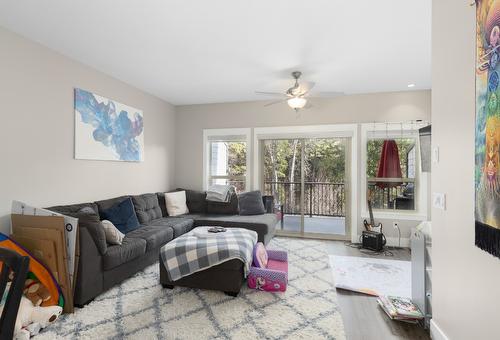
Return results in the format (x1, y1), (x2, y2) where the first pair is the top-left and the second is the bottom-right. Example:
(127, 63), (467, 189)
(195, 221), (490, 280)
(309, 91), (345, 98)
(264, 99), (287, 107)
(298, 81), (316, 94)
(255, 91), (288, 97)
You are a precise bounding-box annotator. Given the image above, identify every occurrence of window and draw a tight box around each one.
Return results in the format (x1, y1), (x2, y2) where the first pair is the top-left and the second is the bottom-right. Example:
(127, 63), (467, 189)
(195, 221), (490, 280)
(366, 138), (416, 211)
(203, 128), (251, 193)
(209, 140), (247, 192)
(361, 122), (428, 220)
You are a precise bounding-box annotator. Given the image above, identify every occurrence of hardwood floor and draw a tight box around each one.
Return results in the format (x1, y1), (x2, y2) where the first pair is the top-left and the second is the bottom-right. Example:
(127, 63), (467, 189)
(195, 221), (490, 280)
(324, 240), (430, 340)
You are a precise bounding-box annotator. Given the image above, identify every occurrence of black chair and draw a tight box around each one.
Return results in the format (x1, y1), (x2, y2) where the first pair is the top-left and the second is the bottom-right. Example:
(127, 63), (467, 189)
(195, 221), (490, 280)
(0, 247), (30, 340)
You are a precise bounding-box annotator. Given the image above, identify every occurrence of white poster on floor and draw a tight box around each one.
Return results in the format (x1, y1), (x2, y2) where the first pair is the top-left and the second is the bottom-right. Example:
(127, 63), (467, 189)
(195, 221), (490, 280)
(11, 200), (78, 286)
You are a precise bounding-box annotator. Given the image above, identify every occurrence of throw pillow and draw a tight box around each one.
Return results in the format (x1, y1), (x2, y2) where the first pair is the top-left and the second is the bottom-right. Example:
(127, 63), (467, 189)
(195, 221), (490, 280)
(165, 191), (189, 216)
(100, 197), (141, 234)
(238, 190), (266, 215)
(101, 220), (125, 245)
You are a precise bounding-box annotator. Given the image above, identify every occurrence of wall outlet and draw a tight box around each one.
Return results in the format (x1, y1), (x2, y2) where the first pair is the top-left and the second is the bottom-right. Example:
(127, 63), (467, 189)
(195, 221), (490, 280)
(432, 192), (446, 210)
(393, 221), (399, 229)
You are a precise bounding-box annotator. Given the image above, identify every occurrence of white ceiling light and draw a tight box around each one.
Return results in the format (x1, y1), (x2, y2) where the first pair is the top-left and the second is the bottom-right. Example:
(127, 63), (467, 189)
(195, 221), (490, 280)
(407, 83), (416, 88)
(287, 97), (307, 111)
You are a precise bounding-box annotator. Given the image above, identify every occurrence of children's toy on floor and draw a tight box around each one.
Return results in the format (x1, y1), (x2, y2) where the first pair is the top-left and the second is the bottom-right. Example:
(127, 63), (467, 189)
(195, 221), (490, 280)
(247, 242), (288, 292)
(0, 283), (63, 340)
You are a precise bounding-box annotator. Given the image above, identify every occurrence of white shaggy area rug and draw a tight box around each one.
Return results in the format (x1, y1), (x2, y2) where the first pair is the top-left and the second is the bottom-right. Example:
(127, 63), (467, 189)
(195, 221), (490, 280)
(36, 237), (345, 340)
(330, 255), (411, 298)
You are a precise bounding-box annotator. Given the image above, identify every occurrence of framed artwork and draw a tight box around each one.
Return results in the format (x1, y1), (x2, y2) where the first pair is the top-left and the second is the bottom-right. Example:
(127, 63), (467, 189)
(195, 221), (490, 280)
(475, 0), (500, 258)
(74, 88), (144, 162)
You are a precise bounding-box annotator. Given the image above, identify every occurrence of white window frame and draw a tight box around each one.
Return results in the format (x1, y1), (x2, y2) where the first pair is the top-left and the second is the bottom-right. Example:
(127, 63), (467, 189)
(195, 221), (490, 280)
(203, 128), (252, 191)
(360, 123), (428, 221)
(253, 124), (358, 243)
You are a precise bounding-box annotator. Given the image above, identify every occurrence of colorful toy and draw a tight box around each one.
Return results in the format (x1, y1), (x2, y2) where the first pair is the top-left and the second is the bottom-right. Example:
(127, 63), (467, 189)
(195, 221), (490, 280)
(247, 242), (288, 292)
(0, 233), (64, 308)
(0, 282), (62, 340)
(0, 294), (63, 340)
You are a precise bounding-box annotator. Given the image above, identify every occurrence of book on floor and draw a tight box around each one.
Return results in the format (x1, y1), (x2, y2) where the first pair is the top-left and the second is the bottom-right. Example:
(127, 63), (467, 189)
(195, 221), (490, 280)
(377, 295), (424, 323)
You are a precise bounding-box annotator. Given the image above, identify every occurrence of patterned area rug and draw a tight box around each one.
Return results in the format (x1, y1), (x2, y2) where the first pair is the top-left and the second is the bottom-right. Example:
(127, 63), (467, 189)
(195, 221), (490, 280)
(36, 237), (345, 340)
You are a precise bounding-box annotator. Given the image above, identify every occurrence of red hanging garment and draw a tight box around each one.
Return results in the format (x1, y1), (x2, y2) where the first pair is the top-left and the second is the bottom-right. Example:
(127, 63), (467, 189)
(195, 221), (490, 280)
(376, 140), (403, 188)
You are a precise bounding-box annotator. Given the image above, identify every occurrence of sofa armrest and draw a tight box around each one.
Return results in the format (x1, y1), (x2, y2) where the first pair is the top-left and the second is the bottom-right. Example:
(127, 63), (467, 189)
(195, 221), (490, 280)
(76, 215), (107, 255)
(267, 249), (287, 262)
(249, 266), (287, 282)
(74, 226), (104, 305)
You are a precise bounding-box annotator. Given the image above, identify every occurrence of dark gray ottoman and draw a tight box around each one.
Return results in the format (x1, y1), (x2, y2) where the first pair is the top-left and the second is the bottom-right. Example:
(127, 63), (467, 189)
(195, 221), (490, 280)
(159, 256), (244, 296)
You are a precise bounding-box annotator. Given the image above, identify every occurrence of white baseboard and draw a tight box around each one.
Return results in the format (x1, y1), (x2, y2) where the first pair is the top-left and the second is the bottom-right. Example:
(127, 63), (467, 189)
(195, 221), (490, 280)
(430, 319), (449, 340)
(385, 237), (410, 248)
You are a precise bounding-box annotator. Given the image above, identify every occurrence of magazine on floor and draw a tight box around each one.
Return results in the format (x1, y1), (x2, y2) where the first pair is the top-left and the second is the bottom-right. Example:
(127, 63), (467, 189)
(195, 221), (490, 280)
(377, 295), (424, 323)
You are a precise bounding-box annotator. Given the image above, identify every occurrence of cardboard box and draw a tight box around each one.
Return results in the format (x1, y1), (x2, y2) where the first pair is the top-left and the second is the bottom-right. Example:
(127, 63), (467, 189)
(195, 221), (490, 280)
(11, 214), (74, 313)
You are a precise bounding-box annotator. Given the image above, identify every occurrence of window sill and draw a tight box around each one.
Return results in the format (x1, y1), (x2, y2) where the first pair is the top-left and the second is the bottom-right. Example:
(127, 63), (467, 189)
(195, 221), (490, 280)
(360, 211), (428, 221)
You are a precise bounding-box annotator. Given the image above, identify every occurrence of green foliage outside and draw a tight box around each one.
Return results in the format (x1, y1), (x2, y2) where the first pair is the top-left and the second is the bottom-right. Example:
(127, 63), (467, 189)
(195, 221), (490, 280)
(226, 142), (246, 177)
(262, 139), (346, 184)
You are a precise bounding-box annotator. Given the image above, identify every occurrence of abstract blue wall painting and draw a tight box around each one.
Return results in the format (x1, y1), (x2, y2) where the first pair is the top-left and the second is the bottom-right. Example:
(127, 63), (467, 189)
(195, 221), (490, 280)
(74, 88), (144, 162)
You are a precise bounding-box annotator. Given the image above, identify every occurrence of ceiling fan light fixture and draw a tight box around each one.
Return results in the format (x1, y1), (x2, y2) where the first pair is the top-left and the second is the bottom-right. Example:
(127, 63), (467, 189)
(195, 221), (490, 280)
(287, 96), (307, 110)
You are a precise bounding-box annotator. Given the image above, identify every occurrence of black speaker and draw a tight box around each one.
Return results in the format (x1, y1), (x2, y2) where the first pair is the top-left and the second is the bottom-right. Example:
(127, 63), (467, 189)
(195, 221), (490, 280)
(362, 231), (386, 251)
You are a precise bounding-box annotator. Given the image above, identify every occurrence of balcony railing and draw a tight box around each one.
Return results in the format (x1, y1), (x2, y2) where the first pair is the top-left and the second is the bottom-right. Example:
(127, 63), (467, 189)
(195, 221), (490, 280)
(367, 178), (415, 210)
(263, 181), (345, 217)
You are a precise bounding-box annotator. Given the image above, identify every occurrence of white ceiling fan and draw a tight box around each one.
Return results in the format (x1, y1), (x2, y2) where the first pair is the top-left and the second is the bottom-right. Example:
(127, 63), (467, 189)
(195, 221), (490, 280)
(256, 71), (344, 112)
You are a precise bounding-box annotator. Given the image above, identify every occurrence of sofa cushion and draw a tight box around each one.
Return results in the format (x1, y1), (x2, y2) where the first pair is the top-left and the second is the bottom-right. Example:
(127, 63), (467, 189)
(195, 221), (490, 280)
(238, 191), (266, 215)
(156, 192), (169, 217)
(95, 196), (130, 215)
(177, 189), (207, 214)
(47, 202), (99, 216)
(103, 237), (147, 270)
(46, 203), (107, 255)
(132, 193), (163, 224)
(100, 197), (141, 234)
(126, 225), (174, 251)
(206, 192), (239, 215)
(146, 217), (194, 238)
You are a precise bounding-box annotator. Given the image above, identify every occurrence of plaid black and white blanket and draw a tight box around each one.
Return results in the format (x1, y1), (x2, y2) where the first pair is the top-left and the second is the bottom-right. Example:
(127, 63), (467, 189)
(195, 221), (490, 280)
(160, 227), (258, 281)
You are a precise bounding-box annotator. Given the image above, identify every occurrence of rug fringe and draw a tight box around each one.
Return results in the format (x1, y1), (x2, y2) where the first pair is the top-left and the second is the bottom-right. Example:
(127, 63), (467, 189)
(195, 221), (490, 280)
(475, 221), (500, 259)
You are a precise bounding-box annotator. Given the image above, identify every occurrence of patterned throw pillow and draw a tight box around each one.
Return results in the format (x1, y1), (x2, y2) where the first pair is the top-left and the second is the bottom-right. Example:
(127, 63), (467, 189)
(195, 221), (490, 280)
(101, 220), (125, 245)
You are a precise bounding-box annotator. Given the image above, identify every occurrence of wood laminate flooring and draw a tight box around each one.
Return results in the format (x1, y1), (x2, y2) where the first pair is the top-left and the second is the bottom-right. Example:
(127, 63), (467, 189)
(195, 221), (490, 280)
(324, 240), (430, 340)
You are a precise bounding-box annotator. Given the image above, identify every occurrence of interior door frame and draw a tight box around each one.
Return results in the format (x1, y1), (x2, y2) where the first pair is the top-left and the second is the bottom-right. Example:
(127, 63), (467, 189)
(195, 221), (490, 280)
(253, 124), (358, 242)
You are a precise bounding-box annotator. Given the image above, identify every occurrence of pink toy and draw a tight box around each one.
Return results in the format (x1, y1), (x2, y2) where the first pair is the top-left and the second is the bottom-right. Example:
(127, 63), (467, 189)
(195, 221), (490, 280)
(248, 243), (288, 292)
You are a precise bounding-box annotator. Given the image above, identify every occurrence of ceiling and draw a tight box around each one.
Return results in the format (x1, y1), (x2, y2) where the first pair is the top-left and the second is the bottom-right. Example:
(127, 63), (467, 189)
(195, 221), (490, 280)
(0, 0), (431, 105)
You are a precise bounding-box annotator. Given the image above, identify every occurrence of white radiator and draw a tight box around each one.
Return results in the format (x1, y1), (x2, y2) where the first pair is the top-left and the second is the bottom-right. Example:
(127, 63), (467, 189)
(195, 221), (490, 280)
(411, 221), (432, 329)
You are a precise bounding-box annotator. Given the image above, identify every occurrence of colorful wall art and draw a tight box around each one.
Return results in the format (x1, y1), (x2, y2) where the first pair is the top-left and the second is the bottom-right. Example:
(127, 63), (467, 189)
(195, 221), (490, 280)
(475, 0), (500, 258)
(74, 88), (144, 162)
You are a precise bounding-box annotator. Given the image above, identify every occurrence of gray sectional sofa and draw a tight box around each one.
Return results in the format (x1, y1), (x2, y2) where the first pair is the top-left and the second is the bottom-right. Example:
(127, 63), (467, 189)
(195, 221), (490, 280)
(48, 190), (277, 306)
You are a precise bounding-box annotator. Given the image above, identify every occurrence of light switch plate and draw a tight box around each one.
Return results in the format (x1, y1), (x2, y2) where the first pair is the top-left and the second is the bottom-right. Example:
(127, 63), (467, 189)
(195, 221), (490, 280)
(432, 146), (439, 163)
(432, 192), (446, 210)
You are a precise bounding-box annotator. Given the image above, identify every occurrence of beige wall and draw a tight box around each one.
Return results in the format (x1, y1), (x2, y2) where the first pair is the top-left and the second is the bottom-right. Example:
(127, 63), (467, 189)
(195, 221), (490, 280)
(0, 27), (176, 234)
(431, 1), (500, 339)
(175, 90), (431, 241)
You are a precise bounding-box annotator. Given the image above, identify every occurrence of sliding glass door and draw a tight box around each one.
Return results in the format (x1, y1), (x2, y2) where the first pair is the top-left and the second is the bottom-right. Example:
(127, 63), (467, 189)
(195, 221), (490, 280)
(262, 137), (350, 239)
